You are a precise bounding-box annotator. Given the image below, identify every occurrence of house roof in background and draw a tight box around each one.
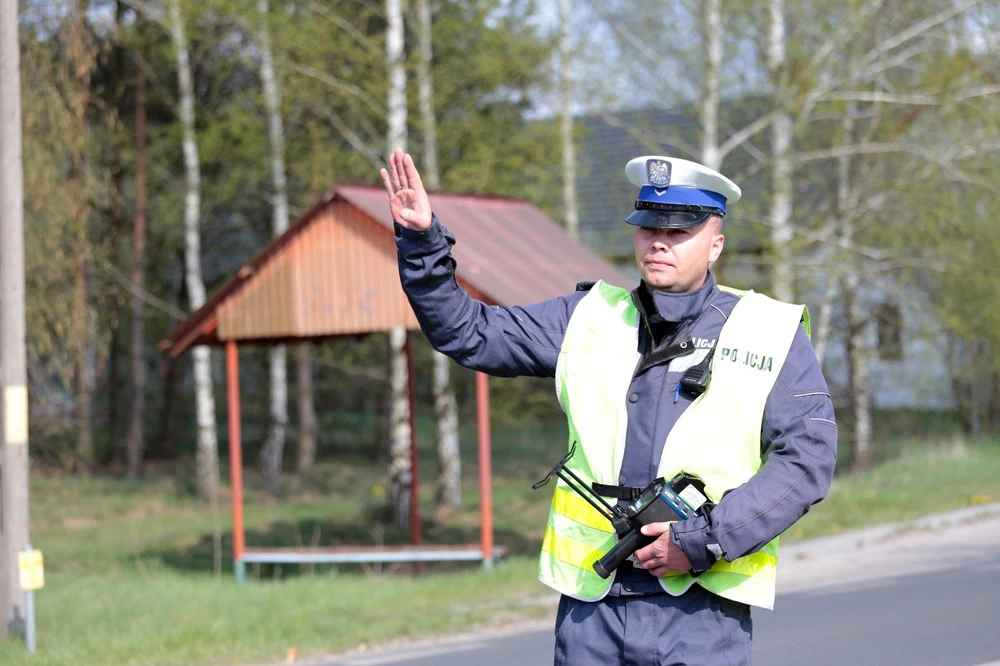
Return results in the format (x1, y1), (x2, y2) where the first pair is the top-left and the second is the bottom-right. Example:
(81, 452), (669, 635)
(576, 109), (697, 259)
(575, 103), (771, 261)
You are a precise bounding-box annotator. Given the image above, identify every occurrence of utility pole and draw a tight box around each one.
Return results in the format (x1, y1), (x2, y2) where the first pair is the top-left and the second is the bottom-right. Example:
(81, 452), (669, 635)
(0, 0), (31, 636)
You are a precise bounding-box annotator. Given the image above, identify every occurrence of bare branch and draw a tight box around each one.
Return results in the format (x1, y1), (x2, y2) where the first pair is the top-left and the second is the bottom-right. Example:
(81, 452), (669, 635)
(819, 84), (1000, 107)
(287, 60), (386, 116)
(857, 0), (984, 73)
(580, 0), (699, 102)
(93, 257), (187, 320)
(306, 2), (372, 51)
(855, 40), (931, 83)
(820, 91), (940, 105)
(942, 169), (1000, 194)
(731, 161), (765, 186)
(794, 142), (907, 165)
(717, 111), (775, 161)
(308, 102), (384, 170)
(802, 3), (984, 123)
(808, 0), (886, 71)
(597, 14), (658, 66)
(598, 113), (698, 159)
(955, 83), (1000, 102)
(950, 139), (1000, 161)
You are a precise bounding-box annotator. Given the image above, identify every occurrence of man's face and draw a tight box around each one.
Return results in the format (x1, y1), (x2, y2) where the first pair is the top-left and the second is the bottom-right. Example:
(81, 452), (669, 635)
(632, 217), (725, 293)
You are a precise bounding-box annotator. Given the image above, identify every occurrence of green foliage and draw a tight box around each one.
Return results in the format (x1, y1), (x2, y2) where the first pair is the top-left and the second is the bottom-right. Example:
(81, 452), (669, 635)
(18, 0), (563, 466)
(15, 0), (1000, 469)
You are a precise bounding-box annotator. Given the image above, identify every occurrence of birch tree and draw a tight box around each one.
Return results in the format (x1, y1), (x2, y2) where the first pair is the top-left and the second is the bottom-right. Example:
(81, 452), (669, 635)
(386, 0), (412, 528)
(257, 0), (290, 495)
(296, 345), (317, 473)
(559, 0), (579, 240)
(767, 0), (794, 302)
(834, 100), (873, 471)
(698, 0), (723, 171)
(415, 0), (461, 508)
(795, 0), (998, 467)
(168, 0), (219, 500)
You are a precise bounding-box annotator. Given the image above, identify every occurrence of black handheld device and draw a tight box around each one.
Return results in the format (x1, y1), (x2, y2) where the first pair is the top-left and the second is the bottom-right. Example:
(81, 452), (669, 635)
(533, 443), (712, 579)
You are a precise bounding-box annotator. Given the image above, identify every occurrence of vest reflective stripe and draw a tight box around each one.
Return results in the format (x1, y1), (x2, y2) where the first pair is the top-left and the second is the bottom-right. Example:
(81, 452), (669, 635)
(662, 550), (776, 579)
(540, 511), (617, 601)
(542, 523), (613, 568)
(552, 486), (615, 532)
(540, 279), (806, 610)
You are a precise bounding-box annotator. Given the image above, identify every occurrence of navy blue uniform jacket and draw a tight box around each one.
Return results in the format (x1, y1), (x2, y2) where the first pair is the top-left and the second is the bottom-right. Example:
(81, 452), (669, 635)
(396, 216), (838, 597)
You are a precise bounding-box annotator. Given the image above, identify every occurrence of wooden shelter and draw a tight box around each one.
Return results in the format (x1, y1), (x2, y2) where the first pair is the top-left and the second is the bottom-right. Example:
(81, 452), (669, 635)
(162, 184), (633, 580)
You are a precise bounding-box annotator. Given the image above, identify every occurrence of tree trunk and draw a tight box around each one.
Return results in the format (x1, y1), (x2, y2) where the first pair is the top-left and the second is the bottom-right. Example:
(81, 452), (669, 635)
(126, 57), (147, 478)
(837, 101), (872, 472)
(388, 327), (412, 528)
(559, 0), (579, 240)
(416, 0), (438, 189)
(386, 0), (411, 527)
(843, 272), (872, 471)
(812, 279), (836, 364)
(386, 0), (407, 152)
(169, 0), (218, 500)
(257, 0), (290, 495)
(415, 0), (461, 508)
(261, 346), (287, 494)
(768, 0), (794, 302)
(432, 352), (460, 506)
(699, 0), (722, 171)
(296, 344), (317, 473)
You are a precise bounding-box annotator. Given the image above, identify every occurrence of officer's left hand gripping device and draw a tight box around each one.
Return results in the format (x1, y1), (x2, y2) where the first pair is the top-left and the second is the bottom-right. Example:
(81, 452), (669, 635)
(533, 443), (713, 579)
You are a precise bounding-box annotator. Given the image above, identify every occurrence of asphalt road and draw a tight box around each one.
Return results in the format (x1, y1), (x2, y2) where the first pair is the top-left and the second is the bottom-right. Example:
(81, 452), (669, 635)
(312, 507), (1000, 666)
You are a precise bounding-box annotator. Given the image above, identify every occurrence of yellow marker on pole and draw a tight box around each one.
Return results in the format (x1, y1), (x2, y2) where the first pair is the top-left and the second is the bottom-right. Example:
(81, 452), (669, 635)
(19, 547), (42, 654)
(19, 549), (43, 591)
(5, 384), (29, 445)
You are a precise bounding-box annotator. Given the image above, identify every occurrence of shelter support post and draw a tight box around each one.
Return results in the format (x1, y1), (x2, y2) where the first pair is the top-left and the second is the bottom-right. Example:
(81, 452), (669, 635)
(476, 372), (494, 570)
(405, 331), (421, 548)
(226, 340), (246, 583)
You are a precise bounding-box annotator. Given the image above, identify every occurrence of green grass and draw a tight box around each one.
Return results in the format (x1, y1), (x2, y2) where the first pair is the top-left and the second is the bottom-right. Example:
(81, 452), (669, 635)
(0, 562), (549, 666)
(1, 429), (998, 666)
(786, 436), (1000, 541)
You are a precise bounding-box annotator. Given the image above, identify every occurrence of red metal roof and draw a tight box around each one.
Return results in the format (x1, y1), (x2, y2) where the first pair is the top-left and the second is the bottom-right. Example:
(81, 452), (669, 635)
(162, 185), (635, 357)
(338, 185), (633, 304)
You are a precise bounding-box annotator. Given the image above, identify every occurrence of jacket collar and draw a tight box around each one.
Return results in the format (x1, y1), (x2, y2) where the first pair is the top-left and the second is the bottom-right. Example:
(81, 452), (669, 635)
(633, 271), (719, 325)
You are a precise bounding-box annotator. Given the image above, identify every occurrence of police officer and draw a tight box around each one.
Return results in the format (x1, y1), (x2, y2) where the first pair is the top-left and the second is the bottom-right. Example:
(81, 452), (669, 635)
(380, 148), (837, 666)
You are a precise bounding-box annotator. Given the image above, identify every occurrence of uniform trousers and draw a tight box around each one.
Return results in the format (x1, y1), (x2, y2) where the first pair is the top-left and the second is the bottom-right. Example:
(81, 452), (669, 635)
(553, 585), (753, 666)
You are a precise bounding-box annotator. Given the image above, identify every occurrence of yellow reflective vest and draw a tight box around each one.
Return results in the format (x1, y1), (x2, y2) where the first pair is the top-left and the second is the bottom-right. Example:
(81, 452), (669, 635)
(538, 280), (808, 610)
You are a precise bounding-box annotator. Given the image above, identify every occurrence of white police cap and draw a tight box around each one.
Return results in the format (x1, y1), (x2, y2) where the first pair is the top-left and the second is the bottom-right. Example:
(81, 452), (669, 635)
(624, 155), (742, 229)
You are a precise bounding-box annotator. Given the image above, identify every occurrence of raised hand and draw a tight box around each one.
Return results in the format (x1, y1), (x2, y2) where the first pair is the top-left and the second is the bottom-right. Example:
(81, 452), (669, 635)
(379, 149), (433, 232)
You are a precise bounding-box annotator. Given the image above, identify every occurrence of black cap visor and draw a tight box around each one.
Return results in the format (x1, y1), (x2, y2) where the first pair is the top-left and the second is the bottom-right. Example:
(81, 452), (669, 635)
(625, 207), (720, 229)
